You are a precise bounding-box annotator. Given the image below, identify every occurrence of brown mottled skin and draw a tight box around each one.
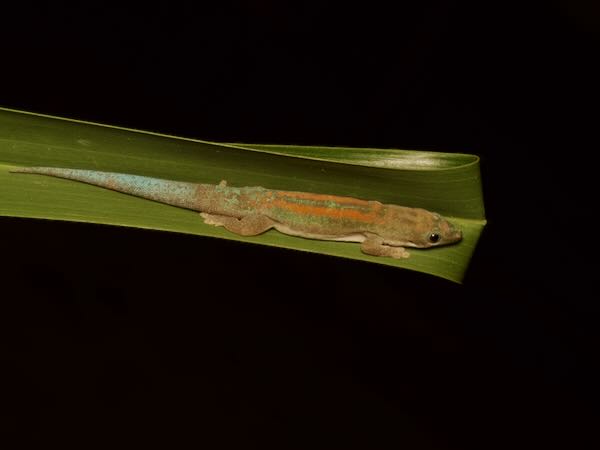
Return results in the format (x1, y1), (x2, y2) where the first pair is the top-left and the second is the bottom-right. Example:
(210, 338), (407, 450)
(11, 167), (463, 258)
(197, 180), (462, 258)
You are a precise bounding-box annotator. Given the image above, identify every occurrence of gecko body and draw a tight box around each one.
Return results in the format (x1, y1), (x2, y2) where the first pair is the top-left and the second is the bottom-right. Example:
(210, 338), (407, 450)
(11, 167), (462, 258)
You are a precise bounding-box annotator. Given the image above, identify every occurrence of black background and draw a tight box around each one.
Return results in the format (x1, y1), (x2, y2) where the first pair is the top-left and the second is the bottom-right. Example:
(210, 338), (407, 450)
(1, 2), (598, 449)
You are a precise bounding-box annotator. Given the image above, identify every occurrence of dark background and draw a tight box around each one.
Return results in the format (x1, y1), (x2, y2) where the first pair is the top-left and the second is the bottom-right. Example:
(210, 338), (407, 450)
(1, 2), (598, 449)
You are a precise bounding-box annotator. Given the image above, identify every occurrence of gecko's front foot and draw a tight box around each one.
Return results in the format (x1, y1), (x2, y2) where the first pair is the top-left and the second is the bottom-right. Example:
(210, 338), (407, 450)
(361, 234), (410, 259)
(388, 247), (410, 259)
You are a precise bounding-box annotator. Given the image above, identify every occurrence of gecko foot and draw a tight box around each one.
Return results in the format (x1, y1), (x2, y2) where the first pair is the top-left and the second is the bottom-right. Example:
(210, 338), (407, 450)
(361, 234), (410, 259)
(200, 213), (276, 236)
(218, 180), (227, 187)
(388, 247), (410, 259)
(200, 212), (226, 226)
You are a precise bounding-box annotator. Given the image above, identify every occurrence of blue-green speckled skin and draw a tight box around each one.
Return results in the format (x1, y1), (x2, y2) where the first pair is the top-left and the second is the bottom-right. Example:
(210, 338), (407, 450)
(11, 167), (214, 211)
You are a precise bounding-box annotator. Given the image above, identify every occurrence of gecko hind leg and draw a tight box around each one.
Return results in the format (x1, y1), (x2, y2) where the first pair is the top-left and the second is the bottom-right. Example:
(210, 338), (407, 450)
(361, 234), (410, 259)
(200, 213), (276, 236)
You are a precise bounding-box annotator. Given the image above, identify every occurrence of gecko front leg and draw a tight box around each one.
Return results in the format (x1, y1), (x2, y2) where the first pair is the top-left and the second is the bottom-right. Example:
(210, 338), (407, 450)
(361, 233), (410, 259)
(200, 213), (276, 236)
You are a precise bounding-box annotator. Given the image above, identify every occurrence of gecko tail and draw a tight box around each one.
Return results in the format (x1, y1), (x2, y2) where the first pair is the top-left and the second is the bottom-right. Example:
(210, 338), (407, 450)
(10, 166), (43, 173)
(10, 166), (211, 212)
(9, 166), (75, 175)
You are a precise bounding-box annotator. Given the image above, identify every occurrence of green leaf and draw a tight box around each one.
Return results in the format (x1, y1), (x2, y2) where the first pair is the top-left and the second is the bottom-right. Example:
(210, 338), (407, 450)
(0, 106), (486, 283)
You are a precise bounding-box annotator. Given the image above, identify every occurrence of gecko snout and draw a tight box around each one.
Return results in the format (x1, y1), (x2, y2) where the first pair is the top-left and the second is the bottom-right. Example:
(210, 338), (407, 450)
(448, 224), (463, 243)
(437, 219), (463, 245)
(453, 228), (463, 241)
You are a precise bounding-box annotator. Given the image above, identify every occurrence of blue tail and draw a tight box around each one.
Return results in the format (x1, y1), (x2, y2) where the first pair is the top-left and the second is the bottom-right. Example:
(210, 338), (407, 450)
(11, 166), (207, 211)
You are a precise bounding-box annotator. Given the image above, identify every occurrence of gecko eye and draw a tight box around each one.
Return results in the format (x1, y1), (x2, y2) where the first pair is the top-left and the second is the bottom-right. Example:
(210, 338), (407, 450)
(428, 233), (440, 243)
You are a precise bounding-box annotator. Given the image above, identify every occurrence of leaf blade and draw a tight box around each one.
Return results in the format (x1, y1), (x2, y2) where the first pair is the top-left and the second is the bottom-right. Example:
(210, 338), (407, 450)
(0, 107), (486, 282)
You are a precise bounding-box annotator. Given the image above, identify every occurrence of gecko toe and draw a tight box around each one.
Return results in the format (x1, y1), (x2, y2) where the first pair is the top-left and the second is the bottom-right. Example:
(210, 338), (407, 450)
(391, 248), (410, 259)
(200, 212), (226, 226)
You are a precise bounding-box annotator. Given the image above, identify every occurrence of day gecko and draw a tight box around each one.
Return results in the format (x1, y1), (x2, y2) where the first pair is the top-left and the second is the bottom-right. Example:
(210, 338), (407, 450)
(11, 167), (462, 258)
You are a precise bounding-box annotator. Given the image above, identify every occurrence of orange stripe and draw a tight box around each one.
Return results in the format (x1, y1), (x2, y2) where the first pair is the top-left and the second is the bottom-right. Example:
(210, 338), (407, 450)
(277, 190), (372, 207)
(270, 198), (384, 224)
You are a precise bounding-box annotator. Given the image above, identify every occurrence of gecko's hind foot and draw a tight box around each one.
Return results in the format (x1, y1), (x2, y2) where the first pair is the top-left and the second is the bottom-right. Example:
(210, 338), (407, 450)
(200, 212), (226, 227)
(218, 180), (227, 187)
(200, 212), (276, 236)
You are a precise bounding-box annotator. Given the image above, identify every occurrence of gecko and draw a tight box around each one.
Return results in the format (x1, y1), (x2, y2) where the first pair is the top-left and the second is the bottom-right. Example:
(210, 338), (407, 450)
(10, 167), (462, 258)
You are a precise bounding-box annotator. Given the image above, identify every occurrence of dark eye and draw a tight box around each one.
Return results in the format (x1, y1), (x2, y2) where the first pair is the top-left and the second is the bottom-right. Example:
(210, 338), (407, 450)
(429, 233), (440, 243)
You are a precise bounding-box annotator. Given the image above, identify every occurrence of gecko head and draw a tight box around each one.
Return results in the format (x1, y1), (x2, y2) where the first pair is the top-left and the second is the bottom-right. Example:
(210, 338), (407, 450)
(385, 207), (462, 248)
(412, 211), (462, 248)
